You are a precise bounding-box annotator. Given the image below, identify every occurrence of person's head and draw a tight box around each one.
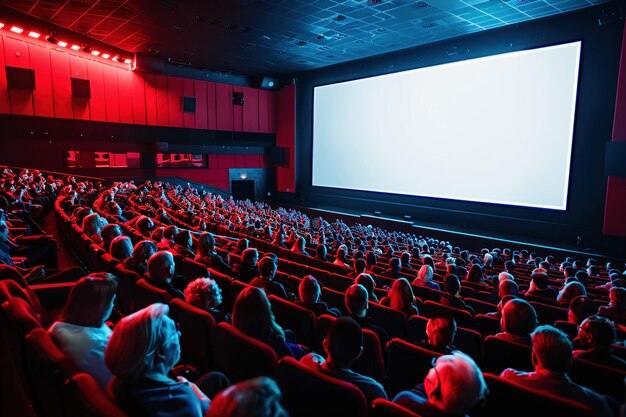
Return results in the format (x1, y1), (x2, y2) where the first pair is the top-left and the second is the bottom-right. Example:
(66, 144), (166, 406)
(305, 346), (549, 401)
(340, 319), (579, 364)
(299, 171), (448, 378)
(424, 352), (488, 414)
(568, 295), (597, 325)
(503, 261), (515, 274)
(500, 298), (538, 337)
(530, 325), (572, 373)
(609, 286), (626, 306)
(466, 264), (483, 283)
(388, 278), (416, 315)
(316, 244), (327, 259)
(132, 240), (158, 262)
(498, 279), (519, 299)
(355, 273), (377, 300)
(206, 376), (288, 417)
(105, 303), (180, 382)
(147, 250), (176, 283)
(353, 258), (366, 274)
(242, 248), (259, 267)
(110, 235), (133, 261)
(426, 312), (457, 350)
(75, 207), (93, 226)
(575, 270), (589, 284)
(324, 317), (363, 368)
(530, 271), (549, 290)
(60, 272), (118, 327)
(557, 281), (587, 305)
(237, 238), (249, 253)
(498, 272), (514, 283)
(418, 265), (434, 283)
(258, 256), (277, 280)
(577, 315), (617, 350)
(422, 254), (435, 268)
(101, 223), (123, 244)
(184, 277), (223, 312)
(82, 212), (103, 236)
(444, 274), (460, 296)
(365, 250), (377, 267)
(136, 216), (155, 235)
(233, 286), (284, 340)
(299, 275), (321, 304)
(564, 266), (577, 278)
(163, 225), (179, 241)
(173, 230), (193, 248)
(345, 284), (369, 317)
(196, 232), (216, 256)
(483, 253), (493, 267)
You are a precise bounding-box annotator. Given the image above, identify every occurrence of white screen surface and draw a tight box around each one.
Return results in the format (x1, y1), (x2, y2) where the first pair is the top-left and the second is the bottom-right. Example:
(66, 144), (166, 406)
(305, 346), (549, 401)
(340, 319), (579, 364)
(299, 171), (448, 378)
(312, 41), (581, 210)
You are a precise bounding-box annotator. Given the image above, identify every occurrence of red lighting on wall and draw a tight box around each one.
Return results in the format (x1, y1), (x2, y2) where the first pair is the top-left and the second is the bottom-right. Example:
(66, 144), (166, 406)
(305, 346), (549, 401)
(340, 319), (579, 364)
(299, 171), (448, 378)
(10, 26), (23, 34)
(28, 31), (40, 39)
(57, 41), (68, 47)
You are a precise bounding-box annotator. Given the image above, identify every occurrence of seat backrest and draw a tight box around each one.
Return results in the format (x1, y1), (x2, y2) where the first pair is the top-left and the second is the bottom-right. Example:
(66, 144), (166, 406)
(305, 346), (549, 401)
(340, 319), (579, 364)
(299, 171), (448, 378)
(569, 357), (626, 401)
(455, 326), (484, 366)
(473, 314), (502, 338)
(480, 373), (598, 417)
(371, 398), (421, 417)
(321, 286), (349, 316)
(386, 338), (441, 398)
(179, 257), (210, 280)
(329, 273), (355, 292)
(528, 301), (567, 325)
(465, 297), (498, 315)
(211, 322), (278, 383)
(113, 264), (141, 315)
(275, 356), (369, 417)
(421, 300), (473, 328)
(269, 294), (316, 350)
(0, 278), (42, 313)
(368, 301), (407, 340)
(482, 335), (533, 375)
(24, 328), (80, 417)
(63, 373), (130, 417)
(406, 314), (428, 344)
(553, 320), (578, 340)
(168, 298), (216, 372)
(134, 279), (172, 311)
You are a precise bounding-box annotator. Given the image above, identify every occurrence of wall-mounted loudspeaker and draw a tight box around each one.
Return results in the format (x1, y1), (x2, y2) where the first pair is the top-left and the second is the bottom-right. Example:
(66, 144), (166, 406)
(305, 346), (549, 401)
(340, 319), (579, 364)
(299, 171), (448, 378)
(268, 147), (287, 167)
(232, 92), (244, 106)
(71, 78), (91, 98)
(6, 66), (36, 90)
(183, 96), (196, 113)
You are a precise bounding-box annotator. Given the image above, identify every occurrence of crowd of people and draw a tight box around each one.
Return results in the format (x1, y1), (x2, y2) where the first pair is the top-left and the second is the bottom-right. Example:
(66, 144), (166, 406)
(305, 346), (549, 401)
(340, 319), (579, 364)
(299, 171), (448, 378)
(2, 165), (626, 417)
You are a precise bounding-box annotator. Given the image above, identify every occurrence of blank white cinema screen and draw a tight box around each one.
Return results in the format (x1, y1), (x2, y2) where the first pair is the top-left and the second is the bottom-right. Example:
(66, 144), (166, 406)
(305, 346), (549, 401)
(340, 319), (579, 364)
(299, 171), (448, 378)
(312, 41), (582, 210)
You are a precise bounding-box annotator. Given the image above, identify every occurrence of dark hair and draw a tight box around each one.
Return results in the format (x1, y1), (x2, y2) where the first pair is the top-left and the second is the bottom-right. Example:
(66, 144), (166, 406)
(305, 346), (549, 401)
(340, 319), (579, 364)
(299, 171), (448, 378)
(444, 274), (460, 295)
(61, 273), (118, 327)
(326, 317), (363, 366)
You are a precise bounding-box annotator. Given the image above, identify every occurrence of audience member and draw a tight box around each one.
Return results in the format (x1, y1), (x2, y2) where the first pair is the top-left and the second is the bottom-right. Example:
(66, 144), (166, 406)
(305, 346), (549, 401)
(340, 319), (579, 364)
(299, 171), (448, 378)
(413, 265), (440, 290)
(525, 271), (558, 300)
(184, 277), (231, 323)
(344, 284), (389, 353)
(194, 232), (232, 275)
(568, 295), (598, 326)
(295, 275), (340, 317)
(122, 239), (157, 276)
(172, 229), (196, 260)
(232, 248), (260, 284)
(599, 287), (626, 319)
(415, 312), (458, 354)
(109, 235), (133, 262)
(146, 250), (184, 300)
(380, 277), (419, 317)
(440, 274), (475, 315)
(573, 315), (626, 369)
(495, 298), (538, 345)
(557, 281), (587, 306)
(354, 273), (379, 303)
(250, 256), (288, 299)
(206, 376), (288, 417)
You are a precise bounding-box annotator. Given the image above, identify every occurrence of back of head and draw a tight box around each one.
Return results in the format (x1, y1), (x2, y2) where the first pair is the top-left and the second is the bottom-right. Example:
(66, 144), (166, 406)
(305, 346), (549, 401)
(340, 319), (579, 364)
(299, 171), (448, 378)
(579, 315), (616, 349)
(355, 273), (376, 296)
(325, 317), (363, 367)
(258, 256), (277, 279)
(206, 376), (288, 417)
(531, 325), (572, 373)
(426, 312), (457, 349)
(558, 281), (587, 304)
(568, 295), (597, 325)
(610, 286), (626, 306)
(133, 240), (157, 261)
(105, 303), (173, 382)
(345, 284), (368, 316)
(354, 258), (366, 273)
(299, 275), (320, 304)
(233, 286), (282, 340)
(444, 274), (460, 296)
(501, 298), (537, 336)
(498, 279), (519, 298)
(424, 352), (488, 414)
(62, 272), (118, 327)
(163, 225), (178, 240)
(531, 272), (549, 289)
(418, 265), (434, 282)
(184, 277), (221, 311)
(498, 272), (514, 283)
(147, 250), (175, 282)
(173, 230), (191, 246)
(242, 248), (259, 266)
(110, 235), (133, 261)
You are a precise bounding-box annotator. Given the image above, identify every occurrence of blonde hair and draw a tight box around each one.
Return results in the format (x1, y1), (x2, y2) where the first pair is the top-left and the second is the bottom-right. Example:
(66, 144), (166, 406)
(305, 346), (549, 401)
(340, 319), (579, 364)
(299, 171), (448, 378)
(184, 277), (221, 310)
(388, 278), (417, 315)
(206, 377), (288, 417)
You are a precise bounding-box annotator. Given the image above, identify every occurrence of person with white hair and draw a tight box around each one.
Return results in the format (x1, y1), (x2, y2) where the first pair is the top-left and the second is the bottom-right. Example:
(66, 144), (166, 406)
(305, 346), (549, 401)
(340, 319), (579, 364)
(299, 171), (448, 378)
(393, 351), (488, 416)
(413, 265), (441, 290)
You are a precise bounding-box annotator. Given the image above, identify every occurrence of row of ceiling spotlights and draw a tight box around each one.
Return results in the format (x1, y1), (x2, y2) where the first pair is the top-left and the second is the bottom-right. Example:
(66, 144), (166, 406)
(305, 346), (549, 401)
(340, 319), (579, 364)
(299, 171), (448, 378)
(0, 22), (133, 64)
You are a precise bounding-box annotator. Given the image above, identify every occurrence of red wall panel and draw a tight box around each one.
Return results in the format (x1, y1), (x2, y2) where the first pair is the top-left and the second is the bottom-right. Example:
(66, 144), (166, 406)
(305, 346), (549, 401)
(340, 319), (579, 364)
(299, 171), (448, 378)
(155, 75), (169, 126)
(86, 59), (106, 121)
(144, 74), (158, 125)
(258, 89), (269, 133)
(4, 37), (33, 116)
(217, 154), (235, 169)
(69, 55), (89, 120)
(216, 83), (233, 131)
(183, 78), (195, 129)
(242, 87), (259, 133)
(207, 82), (217, 130)
(194, 80), (207, 130)
(130, 72), (147, 125)
(0, 37), (10, 114)
(233, 86), (243, 132)
(612, 23), (626, 141)
(30, 43), (54, 118)
(167, 76), (183, 128)
(275, 85), (295, 193)
(102, 65), (120, 122)
(117, 68), (133, 123)
(49, 50), (73, 119)
(603, 177), (626, 236)
(267, 91), (276, 133)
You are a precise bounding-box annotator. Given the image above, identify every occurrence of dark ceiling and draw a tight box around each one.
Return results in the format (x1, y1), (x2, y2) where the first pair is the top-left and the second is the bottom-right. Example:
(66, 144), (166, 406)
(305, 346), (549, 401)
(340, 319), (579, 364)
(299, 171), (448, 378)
(0, 0), (613, 76)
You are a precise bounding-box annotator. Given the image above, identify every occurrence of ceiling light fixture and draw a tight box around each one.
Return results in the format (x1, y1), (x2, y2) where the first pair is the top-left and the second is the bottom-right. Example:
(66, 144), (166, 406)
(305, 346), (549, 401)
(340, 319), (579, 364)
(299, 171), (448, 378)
(57, 41), (68, 47)
(28, 31), (41, 39)
(70, 44), (80, 50)
(10, 26), (23, 34)
(101, 53), (110, 59)
(91, 50), (100, 56)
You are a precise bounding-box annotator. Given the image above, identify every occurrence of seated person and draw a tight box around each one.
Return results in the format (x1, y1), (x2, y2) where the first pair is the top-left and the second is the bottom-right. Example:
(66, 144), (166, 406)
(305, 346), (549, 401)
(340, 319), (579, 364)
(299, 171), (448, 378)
(105, 303), (229, 417)
(232, 286), (305, 359)
(184, 277), (231, 323)
(382, 257), (403, 279)
(568, 295), (598, 326)
(557, 281), (587, 306)
(355, 273), (379, 303)
(344, 284), (389, 353)
(157, 225), (179, 251)
(573, 315), (626, 369)
(439, 274), (475, 315)
(415, 312), (458, 354)
(495, 298), (538, 345)
(393, 351), (488, 417)
(146, 251), (184, 300)
(172, 229), (196, 260)
(109, 235), (133, 262)
(525, 271), (558, 300)
(206, 376), (288, 417)
(333, 246), (351, 268)
(250, 256), (288, 300)
(290, 235), (310, 256)
(231, 247), (260, 284)
(194, 232), (231, 275)
(49, 272), (118, 389)
(500, 325), (614, 417)
(347, 258), (367, 278)
(295, 275), (341, 318)
(488, 278), (519, 312)
(413, 265), (440, 290)
(122, 240), (158, 276)
(301, 317), (387, 404)
(101, 223), (123, 252)
(315, 243), (330, 261)
(379, 277), (419, 317)
(598, 287), (626, 318)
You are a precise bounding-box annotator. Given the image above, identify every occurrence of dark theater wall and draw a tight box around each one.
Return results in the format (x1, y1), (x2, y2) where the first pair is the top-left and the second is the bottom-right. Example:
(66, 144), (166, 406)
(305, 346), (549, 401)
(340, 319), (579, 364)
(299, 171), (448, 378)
(295, 5), (626, 257)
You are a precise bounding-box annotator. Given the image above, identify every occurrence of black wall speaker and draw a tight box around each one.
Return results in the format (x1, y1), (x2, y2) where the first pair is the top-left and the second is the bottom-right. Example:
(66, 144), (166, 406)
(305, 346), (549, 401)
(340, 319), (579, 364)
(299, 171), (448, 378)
(183, 96), (196, 113)
(71, 78), (91, 98)
(133, 54), (165, 74)
(605, 141), (626, 177)
(6, 66), (35, 90)
(232, 92), (244, 106)
(269, 147), (286, 166)
(150, 142), (169, 152)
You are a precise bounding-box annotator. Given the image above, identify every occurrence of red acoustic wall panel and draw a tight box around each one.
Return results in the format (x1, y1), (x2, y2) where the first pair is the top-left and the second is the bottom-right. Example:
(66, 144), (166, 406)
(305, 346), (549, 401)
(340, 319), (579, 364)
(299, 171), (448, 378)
(275, 85), (295, 193)
(117, 68), (133, 123)
(207, 82), (217, 130)
(242, 87), (259, 133)
(167, 76), (183, 128)
(183, 78), (195, 129)
(194, 80), (208, 130)
(4, 36), (33, 116)
(155, 74), (169, 126)
(143, 73), (158, 125)
(0, 37), (10, 114)
(102, 65), (120, 122)
(69, 55), (90, 120)
(258, 89), (269, 133)
(131, 72), (147, 125)
(30, 43), (54, 118)
(216, 83), (233, 131)
(232, 85), (243, 132)
(49, 50), (73, 119)
(267, 91), (276, 133)
(86, 59), (106, 121)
